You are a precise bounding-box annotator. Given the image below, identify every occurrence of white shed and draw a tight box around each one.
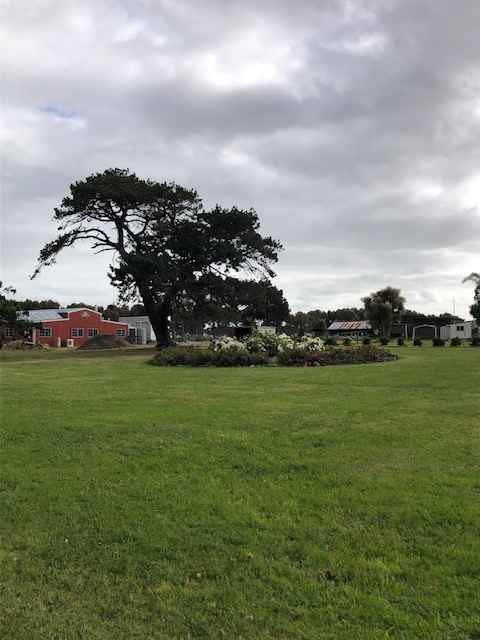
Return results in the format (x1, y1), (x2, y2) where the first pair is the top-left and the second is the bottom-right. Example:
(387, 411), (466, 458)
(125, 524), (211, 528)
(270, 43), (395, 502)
(258, 325), (276, 336)
(119, 315), (155, 344)
(440, 320), (476, 341)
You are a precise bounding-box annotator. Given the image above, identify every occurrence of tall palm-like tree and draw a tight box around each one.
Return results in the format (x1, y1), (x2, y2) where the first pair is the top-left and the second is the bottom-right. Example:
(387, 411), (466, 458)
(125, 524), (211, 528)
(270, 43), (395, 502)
(463, 273), (480, 324)
(463, 273), (480, 286)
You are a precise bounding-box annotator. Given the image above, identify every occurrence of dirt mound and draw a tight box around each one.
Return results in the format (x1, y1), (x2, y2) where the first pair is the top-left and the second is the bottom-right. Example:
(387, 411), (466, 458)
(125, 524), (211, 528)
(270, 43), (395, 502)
(78, 334), (130, 350)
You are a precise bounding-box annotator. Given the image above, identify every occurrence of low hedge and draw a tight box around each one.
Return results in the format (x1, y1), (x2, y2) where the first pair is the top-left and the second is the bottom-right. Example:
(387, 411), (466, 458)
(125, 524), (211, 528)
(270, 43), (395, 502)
(277, 345), (398, 367)
(151, 345), (398, 368)
(78, 335), (130, 350)
(151, 346), (269, 367)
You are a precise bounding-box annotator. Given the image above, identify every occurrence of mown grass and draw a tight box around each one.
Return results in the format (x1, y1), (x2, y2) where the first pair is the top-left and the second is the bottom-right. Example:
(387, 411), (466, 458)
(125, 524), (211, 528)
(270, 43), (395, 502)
(1, 348), (479, 639)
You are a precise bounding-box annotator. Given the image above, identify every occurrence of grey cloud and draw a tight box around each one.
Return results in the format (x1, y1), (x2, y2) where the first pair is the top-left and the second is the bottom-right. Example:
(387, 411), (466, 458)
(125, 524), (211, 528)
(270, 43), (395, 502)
(1, 0), (479, 318)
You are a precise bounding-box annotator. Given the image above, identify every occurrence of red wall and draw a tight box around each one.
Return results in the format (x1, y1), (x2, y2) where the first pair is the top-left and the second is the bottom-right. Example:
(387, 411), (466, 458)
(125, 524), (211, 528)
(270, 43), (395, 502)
(35, 309), (129, 347)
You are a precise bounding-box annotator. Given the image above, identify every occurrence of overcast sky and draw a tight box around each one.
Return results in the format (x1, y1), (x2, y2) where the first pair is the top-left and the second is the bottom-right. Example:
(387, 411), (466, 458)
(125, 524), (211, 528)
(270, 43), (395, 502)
(2, 0), (479, 317)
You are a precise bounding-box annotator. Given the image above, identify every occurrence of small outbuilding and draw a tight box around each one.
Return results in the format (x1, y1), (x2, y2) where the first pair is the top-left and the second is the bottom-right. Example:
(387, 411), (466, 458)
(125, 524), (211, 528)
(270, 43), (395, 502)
(327, 320), (372, 339)
(440, 320), (477, 341)
(119, 315), (155, 344)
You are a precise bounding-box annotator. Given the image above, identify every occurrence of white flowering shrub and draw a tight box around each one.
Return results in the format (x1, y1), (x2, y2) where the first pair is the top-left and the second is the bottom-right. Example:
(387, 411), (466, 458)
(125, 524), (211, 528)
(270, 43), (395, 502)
(276, 333), (295, 352)
(295, 336), (324, 352)
(244, 331), (294, 356)
(215, 336), (248, 352)
(244, 332), (268, 353)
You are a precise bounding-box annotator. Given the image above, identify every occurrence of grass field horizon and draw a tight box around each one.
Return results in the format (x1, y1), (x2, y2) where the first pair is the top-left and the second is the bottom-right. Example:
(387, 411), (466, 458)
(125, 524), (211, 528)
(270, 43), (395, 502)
(1, 347), (479, 638)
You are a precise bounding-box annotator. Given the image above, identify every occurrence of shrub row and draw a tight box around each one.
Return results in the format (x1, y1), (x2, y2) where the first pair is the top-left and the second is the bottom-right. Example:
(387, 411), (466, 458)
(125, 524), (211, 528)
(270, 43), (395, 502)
(412, 337), (479, 347)
(277, 345), (398, 367)
(151, 346), (270, 367)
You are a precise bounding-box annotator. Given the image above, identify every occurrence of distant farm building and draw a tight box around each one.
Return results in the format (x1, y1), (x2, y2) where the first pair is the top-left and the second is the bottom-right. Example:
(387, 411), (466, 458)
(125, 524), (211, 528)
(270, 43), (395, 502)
(440, 320), (477, 341)
(21, 308), (128, 347)
(327, 321), (372, 339)
(119, 315), (155, 344)
(411, 324), (438, 340)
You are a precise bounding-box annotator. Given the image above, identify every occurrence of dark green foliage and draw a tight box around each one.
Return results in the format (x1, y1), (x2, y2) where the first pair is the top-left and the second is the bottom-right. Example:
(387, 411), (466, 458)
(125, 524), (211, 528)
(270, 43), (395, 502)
(102, 303), (130, 321)
(362, 337), (372, 345)
(311, 318), (327, 337)
(413, 337), (423, 346)
(462, 273), (480, 324)
(450, 337), (462, 347)
(397, 337), (405, 346)
(78, 335), (130, 350)
(362, 286), (405, 338)
(14, 298), (61, 311)
(379, 337), (390, 346)
(33, 169), (282, 346)
(324, 336), (337, 346)
(284, 308), (365, 337)
(173, 278), (289, 335)
(129, 303), (146, 316)
(277, 345), (398, 367)
(234, 280), (290, 327)
(343, 338), (352, 346)
(0, 282), (18, 322)
(471, 336), (480, 347)
(66, 302), (96, 310)
(401, 310), (465, 329)
(432, 337), (446, 347)
(151, 347), (269, 367)
(0, 283), (33, 342)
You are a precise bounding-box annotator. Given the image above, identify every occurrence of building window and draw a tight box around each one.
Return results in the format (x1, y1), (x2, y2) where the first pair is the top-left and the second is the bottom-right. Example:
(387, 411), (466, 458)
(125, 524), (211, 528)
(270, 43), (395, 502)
(88, 328), (98, 337)
(39, 327), (52, 337)
(71, 328), (84, 337)
(4, 327), (13, 337)
(115, 329), (126, 337)
(456, 325), (464, 332)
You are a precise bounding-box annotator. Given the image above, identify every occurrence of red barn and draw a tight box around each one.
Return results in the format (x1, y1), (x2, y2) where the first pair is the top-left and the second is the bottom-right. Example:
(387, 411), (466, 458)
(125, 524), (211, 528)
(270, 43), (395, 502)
(22, 308), (129, 348)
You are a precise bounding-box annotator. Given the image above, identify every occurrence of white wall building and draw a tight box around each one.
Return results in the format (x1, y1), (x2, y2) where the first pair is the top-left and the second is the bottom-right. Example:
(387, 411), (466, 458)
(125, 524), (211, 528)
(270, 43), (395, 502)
(257, 325), (276, 335)
(119, 315), (155, 344)
(440, 320), (477, 341)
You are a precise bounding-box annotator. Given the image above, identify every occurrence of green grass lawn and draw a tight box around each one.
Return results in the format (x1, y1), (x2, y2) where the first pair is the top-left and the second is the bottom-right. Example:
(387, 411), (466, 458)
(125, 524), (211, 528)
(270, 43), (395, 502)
(1, 347), (479, 639)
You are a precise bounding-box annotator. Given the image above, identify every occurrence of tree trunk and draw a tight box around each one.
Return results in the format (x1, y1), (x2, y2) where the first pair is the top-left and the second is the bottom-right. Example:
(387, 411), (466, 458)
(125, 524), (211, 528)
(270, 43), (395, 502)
(137, 285), (172, 348)
(150, 309), (171, 349)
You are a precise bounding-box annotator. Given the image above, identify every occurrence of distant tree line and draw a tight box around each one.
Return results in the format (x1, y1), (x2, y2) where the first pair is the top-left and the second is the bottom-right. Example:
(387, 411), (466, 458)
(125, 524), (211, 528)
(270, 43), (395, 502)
(1, 283), (468, 341)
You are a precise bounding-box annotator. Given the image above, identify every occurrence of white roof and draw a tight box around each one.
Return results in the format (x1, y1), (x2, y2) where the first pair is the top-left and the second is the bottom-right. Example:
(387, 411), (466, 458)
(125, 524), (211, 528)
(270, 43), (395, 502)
(119, 315), (151, 323)
(19, 308), (97, 322)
